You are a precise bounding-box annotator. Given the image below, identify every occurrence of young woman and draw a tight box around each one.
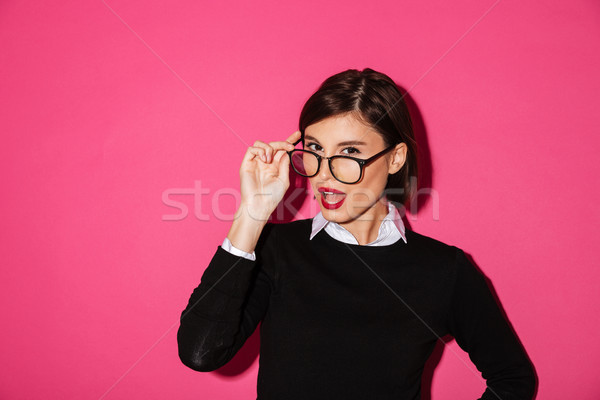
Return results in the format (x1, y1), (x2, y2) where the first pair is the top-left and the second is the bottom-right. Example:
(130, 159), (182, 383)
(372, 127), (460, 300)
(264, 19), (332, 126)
(177, 68), (536, 399)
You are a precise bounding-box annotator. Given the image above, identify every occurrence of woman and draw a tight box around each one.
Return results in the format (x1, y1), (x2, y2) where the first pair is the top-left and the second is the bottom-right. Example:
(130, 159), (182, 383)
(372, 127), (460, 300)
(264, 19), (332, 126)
(177, 68), (536, 399)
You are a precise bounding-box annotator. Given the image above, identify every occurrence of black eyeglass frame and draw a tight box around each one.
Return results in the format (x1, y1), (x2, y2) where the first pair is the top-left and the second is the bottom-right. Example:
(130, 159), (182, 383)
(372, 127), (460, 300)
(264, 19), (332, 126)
(286, 139), (396, 184)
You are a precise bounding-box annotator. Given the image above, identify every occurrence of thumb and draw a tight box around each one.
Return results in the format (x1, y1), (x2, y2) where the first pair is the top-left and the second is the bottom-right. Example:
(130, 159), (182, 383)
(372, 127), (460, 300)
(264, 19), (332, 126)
(276, 150), (291, 182)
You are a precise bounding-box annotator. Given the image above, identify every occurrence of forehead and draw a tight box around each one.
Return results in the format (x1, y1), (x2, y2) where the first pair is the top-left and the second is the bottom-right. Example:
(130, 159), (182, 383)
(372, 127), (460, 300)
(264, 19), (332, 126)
(304, 114), (384, 146)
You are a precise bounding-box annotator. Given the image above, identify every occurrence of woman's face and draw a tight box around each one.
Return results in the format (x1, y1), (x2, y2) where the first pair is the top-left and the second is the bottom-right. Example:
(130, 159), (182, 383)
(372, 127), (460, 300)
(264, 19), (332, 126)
(304, 113), (405, 225)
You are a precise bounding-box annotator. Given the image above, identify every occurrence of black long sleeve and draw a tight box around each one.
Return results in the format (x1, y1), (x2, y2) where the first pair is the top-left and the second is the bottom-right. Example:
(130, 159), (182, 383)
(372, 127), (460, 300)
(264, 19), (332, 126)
(177, 225), (276, 372)
(447, 250), (536, 399)
(177, 219), (536, 399)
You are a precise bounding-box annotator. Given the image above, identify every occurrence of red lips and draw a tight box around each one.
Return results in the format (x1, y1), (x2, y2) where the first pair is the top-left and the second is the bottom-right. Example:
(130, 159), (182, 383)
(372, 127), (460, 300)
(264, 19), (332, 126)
(318, 187), (345, 195)
(317, 187), (346, 210)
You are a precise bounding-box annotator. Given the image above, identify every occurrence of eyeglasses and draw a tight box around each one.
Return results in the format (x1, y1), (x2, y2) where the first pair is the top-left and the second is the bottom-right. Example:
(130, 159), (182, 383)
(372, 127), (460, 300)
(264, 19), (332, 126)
(287, 141), (395, 184)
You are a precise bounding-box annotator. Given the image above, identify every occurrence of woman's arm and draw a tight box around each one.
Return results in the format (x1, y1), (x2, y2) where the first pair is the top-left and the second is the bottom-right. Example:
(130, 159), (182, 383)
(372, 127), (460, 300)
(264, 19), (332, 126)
(177, 132), (299, 371)
(447, 249), (537, 399)
(177, 223), (276, 372)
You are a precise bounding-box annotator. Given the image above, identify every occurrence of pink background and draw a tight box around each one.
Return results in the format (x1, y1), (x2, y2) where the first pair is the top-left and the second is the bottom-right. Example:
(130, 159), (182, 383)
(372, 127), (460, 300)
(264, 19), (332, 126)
(1, 1), (599, 399)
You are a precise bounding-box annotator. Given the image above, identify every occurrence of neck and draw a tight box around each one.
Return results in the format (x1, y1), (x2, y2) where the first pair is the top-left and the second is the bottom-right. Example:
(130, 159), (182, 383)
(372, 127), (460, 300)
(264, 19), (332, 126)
(338, 197), (389, 245)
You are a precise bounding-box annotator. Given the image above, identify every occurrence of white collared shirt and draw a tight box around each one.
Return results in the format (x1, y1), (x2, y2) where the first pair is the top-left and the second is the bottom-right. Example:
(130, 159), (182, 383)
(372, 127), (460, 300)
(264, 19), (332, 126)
(222, 202), (407, 261)
(310, 201), (407, 246)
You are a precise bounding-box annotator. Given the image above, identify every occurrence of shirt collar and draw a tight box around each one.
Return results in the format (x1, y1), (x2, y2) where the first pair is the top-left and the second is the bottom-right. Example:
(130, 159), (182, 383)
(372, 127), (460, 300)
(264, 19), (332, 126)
(310, 201), (407, 244)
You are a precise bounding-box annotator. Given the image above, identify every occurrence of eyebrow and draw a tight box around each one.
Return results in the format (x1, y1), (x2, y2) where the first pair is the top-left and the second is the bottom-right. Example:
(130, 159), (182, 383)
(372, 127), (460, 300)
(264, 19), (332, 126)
(304, 135), (367, 147)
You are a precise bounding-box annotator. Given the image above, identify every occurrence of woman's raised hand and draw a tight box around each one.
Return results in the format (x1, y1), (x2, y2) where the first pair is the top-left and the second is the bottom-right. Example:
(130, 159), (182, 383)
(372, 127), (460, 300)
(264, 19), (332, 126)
(238, 130), (301, 222)
(227, 131), (301, 254)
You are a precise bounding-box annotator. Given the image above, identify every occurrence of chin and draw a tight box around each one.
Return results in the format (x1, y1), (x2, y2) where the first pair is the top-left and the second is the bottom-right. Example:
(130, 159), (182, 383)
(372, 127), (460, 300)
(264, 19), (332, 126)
(319, 205), (345, 219)
(320, 205), (360, 224)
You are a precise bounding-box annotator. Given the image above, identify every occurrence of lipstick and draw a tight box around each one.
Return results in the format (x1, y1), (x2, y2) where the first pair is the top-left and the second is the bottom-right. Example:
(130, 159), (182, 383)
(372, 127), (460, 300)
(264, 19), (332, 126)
(318, 187), (346, 210)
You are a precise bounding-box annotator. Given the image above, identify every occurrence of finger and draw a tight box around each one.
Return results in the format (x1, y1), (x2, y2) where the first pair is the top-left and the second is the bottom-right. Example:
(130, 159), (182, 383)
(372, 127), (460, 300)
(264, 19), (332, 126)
(272, 149), (286, 164)
(252, 141), (275, 163)
(286, 130), (302, 146)
(276, 150), (291, 182)
(268, 140), (295, 152)
(243, 146), (267, 163)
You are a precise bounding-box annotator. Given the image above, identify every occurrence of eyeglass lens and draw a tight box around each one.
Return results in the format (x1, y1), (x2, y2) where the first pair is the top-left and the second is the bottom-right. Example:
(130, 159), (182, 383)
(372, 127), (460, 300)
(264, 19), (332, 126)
(290, 151), (361, 184)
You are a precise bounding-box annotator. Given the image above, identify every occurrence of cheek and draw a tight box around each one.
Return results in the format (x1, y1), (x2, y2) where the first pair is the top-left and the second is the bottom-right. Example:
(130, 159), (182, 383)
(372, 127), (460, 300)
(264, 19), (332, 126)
(345, 180), (387, 213)
(346, 185), (380, 205)
(345, 191), (373, 215)
(308, 178), (318, 194)
(361, 163), (389, 193)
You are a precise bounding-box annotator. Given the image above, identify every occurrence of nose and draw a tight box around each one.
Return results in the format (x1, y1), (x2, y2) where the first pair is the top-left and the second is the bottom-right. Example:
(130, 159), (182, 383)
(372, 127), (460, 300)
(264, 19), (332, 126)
(318, 158), (335, 181)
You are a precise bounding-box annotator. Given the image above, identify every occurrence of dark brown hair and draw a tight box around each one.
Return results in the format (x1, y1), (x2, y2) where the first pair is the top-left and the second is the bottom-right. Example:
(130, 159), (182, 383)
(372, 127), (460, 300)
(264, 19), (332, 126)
(299, 68), (418, 206)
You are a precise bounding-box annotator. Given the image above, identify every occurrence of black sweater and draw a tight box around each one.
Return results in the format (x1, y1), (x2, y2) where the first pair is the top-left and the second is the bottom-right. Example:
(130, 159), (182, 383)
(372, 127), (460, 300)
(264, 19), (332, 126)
(177, 219), (536, 399)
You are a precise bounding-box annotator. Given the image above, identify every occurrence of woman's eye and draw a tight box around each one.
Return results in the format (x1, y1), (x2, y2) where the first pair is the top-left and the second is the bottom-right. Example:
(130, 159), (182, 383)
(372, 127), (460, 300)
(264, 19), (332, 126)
(342, 147), (361, 155)
(306, 142), (322, 152)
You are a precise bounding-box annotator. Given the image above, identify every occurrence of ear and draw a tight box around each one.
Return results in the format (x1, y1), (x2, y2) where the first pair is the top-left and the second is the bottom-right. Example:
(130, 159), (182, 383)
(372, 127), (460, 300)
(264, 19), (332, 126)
(388, 143), (407, 175)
